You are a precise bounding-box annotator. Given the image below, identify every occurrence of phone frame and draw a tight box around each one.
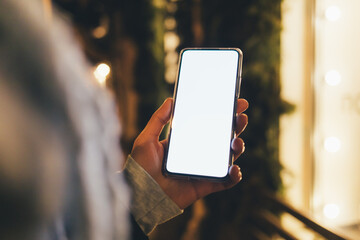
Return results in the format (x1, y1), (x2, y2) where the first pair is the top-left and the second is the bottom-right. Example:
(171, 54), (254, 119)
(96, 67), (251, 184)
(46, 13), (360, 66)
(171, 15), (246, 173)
(162, 47), (243, 181)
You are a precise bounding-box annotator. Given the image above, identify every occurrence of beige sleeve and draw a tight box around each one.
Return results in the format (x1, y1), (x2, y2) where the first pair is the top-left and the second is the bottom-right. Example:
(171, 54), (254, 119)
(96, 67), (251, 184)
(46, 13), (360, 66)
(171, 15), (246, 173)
(122, 155), (183, 235)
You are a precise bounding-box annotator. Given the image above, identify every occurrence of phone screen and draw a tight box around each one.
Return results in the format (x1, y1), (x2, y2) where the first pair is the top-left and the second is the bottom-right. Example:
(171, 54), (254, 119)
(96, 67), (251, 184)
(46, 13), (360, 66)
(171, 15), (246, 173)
(164, 49), (242, 179)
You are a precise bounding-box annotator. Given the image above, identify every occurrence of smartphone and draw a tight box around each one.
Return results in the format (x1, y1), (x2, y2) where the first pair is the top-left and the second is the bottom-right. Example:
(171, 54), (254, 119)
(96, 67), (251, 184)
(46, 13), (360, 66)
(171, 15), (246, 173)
(163, 48), (243, 181)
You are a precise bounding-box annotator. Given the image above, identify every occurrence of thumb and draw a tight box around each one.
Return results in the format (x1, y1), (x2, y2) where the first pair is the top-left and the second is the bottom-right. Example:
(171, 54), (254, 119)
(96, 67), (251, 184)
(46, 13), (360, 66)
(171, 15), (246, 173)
(143, 98), (173, 138)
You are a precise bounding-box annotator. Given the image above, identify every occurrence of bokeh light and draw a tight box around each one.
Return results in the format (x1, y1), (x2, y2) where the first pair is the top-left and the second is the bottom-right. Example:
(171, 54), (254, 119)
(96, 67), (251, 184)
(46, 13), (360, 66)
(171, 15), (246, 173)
(325, 6), (341, 22)
(94, 63), (110, 86)
(164, 32), (180, 51)
(92, 26), (107, 39)
(325, 70), (341, 86)
(324, 137), (341, 153)
(323, 204), (340, 219)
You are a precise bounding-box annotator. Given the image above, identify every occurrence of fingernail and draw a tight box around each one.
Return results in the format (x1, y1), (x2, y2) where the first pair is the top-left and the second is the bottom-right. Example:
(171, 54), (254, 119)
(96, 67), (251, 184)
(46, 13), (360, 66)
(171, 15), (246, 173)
(238, 170), (242, 181)
(235, 166), (242, 180)
(231, 139), (236, 150)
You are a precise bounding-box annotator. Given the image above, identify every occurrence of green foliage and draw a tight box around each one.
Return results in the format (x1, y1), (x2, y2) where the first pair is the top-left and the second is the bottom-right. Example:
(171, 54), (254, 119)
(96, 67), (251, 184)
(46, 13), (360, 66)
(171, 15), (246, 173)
(53, 0), (169, 152)
(117, 0), (168, 129)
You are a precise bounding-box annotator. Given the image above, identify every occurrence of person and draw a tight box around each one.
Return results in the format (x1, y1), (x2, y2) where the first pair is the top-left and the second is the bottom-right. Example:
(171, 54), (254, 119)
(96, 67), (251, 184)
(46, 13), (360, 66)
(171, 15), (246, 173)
(126, 96), (248, 238)
(0, 0), (248, 239)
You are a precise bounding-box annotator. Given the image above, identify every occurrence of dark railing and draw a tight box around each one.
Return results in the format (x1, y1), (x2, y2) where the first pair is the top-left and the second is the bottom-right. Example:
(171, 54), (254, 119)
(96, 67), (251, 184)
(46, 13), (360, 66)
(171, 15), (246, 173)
(253, 191), (350, 240)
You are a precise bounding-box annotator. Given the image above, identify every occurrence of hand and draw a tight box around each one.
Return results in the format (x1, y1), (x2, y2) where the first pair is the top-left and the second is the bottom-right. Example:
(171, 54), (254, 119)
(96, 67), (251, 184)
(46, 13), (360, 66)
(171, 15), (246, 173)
(131, 98), (249, 209)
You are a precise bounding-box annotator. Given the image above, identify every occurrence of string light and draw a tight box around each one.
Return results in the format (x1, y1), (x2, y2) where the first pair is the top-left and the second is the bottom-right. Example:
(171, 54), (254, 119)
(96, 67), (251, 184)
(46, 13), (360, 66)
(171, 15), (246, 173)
(164, 1), (180, 84)
(164, 32), (180, 51)
(92, 26), (107, 39)
(325, 70), (341, 86)
(94, 63), (110, 86)
(164, 17), (177, 30)
(324, 137), (341, 153)
(92, 17), (109, 39)
(325, 6), (341, 22)
(323, 204), (340, 219)
(165, 66), (178, 83)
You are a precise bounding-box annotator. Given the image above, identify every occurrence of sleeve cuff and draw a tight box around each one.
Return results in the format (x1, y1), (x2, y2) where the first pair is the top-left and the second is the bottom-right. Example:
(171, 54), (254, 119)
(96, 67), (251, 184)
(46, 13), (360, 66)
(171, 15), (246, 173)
(122, 155), (183, 235)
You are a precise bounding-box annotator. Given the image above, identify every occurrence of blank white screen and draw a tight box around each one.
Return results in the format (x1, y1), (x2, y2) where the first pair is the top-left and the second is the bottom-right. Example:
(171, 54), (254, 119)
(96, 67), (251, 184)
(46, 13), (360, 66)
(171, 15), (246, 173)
(166, 49), (240, 178)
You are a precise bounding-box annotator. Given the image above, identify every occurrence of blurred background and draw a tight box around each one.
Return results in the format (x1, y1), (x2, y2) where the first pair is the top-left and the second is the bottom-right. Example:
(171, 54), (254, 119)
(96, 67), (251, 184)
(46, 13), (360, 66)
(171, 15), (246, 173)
(48, 0), (359, 239)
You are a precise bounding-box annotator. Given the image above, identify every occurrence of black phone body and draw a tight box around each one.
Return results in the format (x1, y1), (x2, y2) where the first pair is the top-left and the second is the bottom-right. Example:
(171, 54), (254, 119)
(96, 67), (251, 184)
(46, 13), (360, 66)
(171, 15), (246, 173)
(163, 48), (243, 181)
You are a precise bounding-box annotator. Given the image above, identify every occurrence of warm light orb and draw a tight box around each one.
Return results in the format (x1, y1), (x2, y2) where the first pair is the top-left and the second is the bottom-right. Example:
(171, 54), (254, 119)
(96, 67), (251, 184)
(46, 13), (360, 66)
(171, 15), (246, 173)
(94, 63), (110, 85)
(164, 17), (177, 30)
(324, 137), (341, 153)
(325, 6), (341, 22)
(325, 70), (341, 86)
(164, 32), (180, 51)
(165, 65), (178, 84)
(165, 51), (178, 66)
(323, 204), (340, 219)
(92, 26), (107, 39)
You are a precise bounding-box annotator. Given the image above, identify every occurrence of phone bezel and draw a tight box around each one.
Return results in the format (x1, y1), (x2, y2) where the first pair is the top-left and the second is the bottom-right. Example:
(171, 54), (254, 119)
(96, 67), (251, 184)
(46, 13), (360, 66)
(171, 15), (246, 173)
(162, 48), (243, 182)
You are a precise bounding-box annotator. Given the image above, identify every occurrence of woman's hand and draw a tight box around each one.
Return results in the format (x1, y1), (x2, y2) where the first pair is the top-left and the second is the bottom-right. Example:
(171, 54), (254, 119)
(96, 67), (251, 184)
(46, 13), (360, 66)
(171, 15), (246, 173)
(131, 98), (248, 209)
